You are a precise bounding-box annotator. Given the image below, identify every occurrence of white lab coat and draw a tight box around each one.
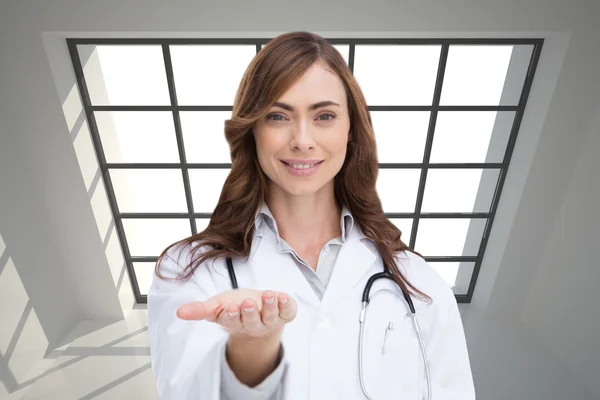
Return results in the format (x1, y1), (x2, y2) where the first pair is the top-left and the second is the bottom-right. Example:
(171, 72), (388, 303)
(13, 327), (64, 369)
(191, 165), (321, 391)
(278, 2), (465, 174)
(147, 220), (476, 399)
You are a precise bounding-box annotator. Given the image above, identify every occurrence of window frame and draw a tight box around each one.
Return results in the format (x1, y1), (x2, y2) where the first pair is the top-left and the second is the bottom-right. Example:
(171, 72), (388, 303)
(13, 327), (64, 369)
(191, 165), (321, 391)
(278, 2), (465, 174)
(67, 37), (544, 304)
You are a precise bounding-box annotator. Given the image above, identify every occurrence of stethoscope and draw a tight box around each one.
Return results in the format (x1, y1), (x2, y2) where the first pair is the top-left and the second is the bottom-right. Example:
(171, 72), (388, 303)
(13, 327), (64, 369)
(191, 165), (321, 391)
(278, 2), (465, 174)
(225, 257), (432, 400)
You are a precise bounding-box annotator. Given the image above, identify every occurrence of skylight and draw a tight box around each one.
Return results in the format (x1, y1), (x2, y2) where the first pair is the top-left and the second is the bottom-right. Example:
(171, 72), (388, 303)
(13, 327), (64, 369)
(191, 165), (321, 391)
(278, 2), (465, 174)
(68, 38), (542, 304)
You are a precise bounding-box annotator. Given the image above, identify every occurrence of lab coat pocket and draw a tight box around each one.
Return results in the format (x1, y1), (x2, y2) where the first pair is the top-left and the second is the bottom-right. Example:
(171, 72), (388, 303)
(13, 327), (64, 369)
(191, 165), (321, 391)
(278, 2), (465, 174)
(361, 282), (425, 399)
(378, 315), (424, 399)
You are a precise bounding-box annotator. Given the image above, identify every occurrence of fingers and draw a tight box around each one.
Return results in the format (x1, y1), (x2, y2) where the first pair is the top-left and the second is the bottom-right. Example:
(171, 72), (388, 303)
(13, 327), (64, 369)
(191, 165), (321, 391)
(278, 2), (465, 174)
(261, 290), (279, 327)
(177, 301), (209, 321)
(176, 296), (222, 321)
(240, 298), (262, 334)
(277, 293), (297, 322)
(219, 303), (243, 332)
(177, 290), (297, 331)
(219, 298), (265, 335)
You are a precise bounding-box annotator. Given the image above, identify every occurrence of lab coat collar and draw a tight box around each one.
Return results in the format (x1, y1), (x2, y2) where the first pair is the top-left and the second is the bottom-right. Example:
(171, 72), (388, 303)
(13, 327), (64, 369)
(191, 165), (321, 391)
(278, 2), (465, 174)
(318, 231), (376, 313)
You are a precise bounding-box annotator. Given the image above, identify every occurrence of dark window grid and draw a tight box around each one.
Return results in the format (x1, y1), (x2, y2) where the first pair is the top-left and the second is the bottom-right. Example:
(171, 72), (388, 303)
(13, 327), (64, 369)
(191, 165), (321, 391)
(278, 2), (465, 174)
(90, 105), (519, 111)
(105, 163), (504, 169)
(120, 212), (491, 219)
(67, 38), (544, 304)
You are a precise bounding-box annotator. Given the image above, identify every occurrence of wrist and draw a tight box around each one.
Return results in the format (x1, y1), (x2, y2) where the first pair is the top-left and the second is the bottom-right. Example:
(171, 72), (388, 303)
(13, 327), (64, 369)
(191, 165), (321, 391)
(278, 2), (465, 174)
(227, 328), (282, 353)
(225, 329), (283, 387)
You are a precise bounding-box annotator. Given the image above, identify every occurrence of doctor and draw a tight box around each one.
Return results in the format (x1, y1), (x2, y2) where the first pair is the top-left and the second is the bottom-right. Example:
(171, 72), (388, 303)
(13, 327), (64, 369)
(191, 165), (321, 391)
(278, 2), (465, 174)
(148, 31), (476, 400)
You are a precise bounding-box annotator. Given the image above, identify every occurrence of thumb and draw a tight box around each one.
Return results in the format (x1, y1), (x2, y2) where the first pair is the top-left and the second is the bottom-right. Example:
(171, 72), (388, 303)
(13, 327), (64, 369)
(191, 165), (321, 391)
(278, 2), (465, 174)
(176, 296), (222, 321)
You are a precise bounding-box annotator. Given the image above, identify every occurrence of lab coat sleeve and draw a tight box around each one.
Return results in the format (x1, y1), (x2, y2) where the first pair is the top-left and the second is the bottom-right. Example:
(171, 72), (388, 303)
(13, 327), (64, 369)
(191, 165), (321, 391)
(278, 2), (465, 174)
(147, 247), (228, 400)
(426, 294), (477, 399)
(220, 339), (287, 400)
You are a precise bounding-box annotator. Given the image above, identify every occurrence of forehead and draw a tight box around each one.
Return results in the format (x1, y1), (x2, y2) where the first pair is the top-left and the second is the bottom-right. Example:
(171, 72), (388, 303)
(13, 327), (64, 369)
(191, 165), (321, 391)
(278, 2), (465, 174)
(276, 61), (347, 107)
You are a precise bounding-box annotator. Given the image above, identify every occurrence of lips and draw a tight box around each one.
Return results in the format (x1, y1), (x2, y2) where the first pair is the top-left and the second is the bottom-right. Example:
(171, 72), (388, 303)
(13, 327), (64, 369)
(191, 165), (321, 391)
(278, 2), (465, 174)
(280, 160), (323, 176)
(281, 160), (323, 169)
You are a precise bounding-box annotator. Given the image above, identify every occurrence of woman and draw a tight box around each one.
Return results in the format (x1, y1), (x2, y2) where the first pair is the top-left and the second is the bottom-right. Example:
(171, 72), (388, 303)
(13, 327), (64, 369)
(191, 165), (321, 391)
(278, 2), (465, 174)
(148, 31), (476, 399)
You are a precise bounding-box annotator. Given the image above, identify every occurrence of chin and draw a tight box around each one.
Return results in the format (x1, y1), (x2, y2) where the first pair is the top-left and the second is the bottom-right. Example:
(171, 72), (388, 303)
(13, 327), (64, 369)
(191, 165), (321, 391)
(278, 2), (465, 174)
(283, 186), (317, 197)
(282, 180), (332, 197)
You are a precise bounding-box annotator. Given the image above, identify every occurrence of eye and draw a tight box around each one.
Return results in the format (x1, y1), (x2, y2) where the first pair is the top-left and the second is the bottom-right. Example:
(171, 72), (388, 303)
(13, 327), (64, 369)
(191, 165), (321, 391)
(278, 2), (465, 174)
(318, 113), (336, 121)
(266, 113), (286, 121)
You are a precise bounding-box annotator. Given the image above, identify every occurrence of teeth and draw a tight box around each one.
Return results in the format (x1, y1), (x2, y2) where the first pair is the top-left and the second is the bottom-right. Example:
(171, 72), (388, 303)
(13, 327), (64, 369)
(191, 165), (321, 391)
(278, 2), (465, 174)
(291, 163), (316, 169)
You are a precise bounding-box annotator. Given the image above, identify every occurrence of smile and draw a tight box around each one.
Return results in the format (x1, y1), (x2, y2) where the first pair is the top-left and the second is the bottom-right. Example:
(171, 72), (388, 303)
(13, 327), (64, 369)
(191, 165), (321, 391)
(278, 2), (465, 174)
(280, 160), (323, 176)
(286, 162), (318, 169)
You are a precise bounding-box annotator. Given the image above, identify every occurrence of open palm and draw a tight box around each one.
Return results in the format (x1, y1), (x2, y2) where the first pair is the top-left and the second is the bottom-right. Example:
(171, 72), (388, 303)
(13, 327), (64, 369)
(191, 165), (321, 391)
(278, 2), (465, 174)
(177, 289), (297, 338)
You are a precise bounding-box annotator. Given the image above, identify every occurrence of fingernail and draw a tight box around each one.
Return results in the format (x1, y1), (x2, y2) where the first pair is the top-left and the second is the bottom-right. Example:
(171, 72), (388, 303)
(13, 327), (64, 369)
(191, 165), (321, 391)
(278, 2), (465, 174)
(243, 306), (255, 312)
(279, 297), (288, 305)
(227, 311), (239, 317)
(264, 296), (274, 304)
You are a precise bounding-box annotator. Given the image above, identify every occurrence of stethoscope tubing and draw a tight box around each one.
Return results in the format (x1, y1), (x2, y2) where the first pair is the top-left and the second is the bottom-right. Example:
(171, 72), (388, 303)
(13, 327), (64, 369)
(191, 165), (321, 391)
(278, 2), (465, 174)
(225, 257), (432, 400)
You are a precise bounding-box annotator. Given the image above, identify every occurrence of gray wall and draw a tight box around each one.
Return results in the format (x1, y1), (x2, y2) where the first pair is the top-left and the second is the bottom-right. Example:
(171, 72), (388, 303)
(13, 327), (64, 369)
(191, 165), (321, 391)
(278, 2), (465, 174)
(1, 0), (599, 398)
(465, 101), (600, 400)
(522, 103), (600, 396)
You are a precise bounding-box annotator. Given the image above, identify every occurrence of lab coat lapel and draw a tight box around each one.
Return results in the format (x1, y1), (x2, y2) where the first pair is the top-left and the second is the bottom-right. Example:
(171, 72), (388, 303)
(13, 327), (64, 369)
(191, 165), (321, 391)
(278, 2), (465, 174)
(250, 226), (321, 308)
(319, 227), (377, 314)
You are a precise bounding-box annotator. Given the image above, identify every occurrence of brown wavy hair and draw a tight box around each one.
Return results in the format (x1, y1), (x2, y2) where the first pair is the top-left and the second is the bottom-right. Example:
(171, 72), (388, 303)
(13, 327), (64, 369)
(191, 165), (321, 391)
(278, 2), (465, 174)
(155, 31), (430, 302)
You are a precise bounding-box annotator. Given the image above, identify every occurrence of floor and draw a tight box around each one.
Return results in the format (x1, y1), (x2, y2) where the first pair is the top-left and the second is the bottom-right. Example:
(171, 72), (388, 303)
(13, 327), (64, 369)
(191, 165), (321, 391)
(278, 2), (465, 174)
(9, 309), (159, 400)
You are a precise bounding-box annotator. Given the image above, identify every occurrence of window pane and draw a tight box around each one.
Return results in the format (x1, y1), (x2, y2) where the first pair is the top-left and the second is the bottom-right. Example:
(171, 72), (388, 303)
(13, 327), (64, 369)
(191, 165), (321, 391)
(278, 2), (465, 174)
(415, 218), (486, 256)
(440, 45), (533, 106)
(79, 45), (170, 106)
(96, 112), (179, 163)
(189, 169), (230, 213)
(372, 111), (430, 163)
(180, 111), (232, 163)
(353, 45), (441, 105)
(421, 169), (500, 213)
(334, 45), (349, 65)
(428, 261), (459, 289)
(170, 45), (256, 105)
(110, 169), (187, 213)
(389, 218), (413, 245)
(430, 111), (515, 163)
(196, 218), (210, 233)
(123, 219), (191, 256)
(376, 169), (421, 212)
(427, 261), (475, 295)
(133, 262), (155, 295)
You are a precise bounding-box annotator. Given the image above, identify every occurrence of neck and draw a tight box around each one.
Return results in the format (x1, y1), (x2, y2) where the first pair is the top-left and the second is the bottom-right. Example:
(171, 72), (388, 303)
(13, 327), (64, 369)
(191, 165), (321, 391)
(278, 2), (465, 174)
(266, 185), (342, 251)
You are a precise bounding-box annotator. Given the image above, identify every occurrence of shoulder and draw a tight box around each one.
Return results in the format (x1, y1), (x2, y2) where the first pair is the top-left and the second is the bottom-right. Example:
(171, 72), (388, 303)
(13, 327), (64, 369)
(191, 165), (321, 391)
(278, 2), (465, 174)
(394, 249), (457, 312)
(158, 241), (217, 281)
(150, 241), (232, 302)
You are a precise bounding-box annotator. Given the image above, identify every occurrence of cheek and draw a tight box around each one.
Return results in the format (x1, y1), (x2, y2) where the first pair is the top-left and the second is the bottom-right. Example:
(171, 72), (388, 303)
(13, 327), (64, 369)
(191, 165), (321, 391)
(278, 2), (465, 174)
(254, 132), (284, 173)
(324, 133), (349, 160)
(255, 132), (275, 158)
(258, 125), (288, 146)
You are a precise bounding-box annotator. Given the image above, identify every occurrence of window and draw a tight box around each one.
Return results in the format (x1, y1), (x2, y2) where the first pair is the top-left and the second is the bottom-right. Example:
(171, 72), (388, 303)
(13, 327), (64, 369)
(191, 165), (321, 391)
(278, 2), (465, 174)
(68, 38), (543, 304)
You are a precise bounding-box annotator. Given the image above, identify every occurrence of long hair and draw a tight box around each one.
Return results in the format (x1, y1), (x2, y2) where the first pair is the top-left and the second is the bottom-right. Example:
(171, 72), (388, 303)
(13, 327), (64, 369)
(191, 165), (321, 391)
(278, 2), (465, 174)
(155, 31), (430, 302)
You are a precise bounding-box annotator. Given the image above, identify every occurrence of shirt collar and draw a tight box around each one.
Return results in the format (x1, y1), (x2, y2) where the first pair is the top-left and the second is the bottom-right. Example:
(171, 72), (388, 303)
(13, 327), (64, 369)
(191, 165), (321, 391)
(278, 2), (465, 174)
(254, 201), (355, 243)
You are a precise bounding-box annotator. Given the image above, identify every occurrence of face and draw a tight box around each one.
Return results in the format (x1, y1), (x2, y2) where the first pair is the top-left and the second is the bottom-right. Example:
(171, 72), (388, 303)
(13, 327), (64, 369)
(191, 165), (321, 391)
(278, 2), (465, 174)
(253, 61), (350, 198)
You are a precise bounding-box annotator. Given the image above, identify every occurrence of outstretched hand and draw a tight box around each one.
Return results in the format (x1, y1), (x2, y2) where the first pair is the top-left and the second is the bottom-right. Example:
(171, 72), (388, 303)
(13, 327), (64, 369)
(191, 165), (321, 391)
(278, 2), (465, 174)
(176, 289), (297, 338)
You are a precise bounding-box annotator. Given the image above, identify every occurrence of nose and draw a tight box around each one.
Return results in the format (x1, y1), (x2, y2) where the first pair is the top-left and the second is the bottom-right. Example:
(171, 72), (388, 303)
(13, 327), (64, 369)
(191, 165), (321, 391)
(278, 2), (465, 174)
(290, 119), (315, 151)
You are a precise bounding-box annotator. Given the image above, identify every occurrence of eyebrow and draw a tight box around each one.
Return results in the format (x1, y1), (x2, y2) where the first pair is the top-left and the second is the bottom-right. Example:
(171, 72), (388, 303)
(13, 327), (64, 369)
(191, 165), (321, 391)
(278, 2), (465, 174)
(271, 101), (341, 111)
